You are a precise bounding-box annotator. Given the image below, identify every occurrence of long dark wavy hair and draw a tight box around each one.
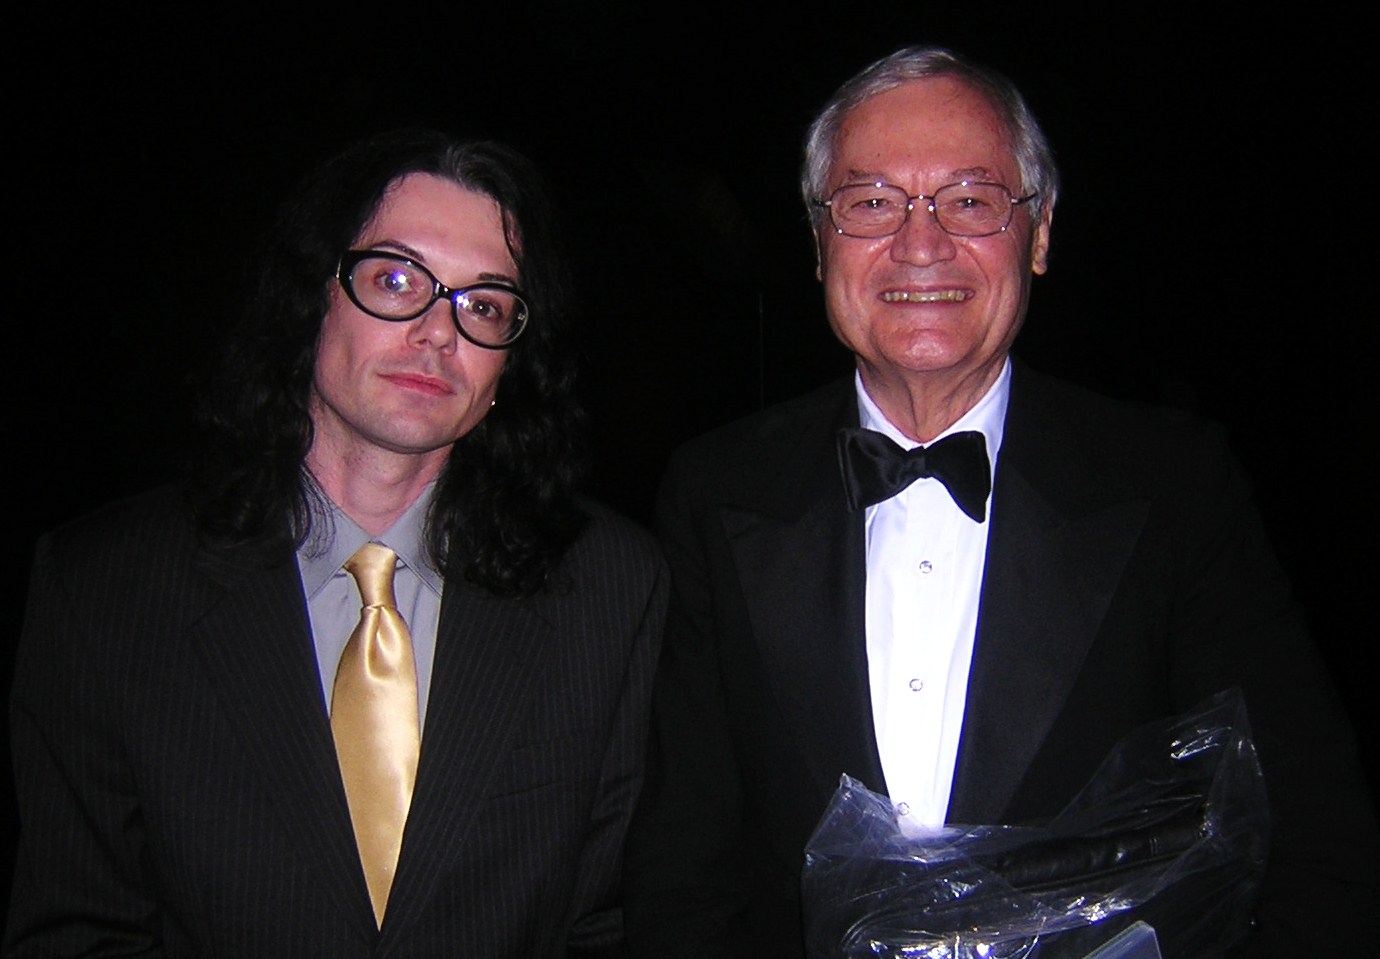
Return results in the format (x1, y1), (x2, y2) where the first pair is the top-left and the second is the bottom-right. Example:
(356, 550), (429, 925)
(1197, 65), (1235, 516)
(189, 129), (589, 596)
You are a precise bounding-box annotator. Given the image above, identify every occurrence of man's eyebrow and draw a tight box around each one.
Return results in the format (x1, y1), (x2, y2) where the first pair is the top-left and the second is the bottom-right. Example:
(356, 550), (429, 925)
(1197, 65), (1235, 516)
(474, 270), (520, 286)
(366, 239), (426, 260)
(837, 165), (1004, 185)
(364, 240), (519, 287)
(950, 166), (1000, 182)
(840, 169), (887, 184)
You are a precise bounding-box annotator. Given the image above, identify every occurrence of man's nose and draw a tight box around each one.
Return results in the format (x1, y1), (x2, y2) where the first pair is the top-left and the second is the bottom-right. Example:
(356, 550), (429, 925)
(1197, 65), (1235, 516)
(888, 203), (958, 266)
(407, 298), (460, 352)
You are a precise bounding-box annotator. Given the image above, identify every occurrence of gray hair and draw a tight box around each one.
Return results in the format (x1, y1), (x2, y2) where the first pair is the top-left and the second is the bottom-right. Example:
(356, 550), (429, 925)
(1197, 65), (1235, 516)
(801, 46), (1059, 224)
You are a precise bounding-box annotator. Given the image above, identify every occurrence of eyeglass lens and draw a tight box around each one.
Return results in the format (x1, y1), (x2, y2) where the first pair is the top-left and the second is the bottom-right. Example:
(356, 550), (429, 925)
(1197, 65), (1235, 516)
(829, 182), (1020, 238)
(344, 254), (526, 347)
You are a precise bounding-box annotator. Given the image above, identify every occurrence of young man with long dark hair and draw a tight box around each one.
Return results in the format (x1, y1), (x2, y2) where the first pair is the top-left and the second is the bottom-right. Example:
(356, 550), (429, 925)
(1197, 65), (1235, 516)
(8, 129), (666, 957)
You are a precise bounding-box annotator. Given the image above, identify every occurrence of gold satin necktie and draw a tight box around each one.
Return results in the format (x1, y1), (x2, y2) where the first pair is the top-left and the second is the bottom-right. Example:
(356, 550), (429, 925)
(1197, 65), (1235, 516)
(331, 543), (420, 928)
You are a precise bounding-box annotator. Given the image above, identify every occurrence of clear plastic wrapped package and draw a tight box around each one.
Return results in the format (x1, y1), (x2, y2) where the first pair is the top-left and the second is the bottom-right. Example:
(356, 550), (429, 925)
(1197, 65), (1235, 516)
(802, 689), (1268, 958)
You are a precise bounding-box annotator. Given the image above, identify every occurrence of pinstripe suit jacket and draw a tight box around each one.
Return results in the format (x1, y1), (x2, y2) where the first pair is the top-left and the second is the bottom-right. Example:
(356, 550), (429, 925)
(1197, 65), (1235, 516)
(6, 486), (667, 957)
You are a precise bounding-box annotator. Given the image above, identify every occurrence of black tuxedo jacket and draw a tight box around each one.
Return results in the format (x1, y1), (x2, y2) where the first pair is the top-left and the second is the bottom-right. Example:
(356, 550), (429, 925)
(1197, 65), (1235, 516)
(625, 362), (1377, 957)
(6, 487), (667, 957)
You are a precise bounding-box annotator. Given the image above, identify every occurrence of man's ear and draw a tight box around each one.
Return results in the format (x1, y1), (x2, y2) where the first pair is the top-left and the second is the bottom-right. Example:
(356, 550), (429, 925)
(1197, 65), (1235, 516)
(1031, 205), (1052, 275)
(812, 225), (825, 282)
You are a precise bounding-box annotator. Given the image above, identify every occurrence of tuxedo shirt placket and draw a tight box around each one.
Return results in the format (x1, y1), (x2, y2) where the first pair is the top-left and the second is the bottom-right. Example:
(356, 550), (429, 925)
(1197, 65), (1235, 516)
(856, 365), (1007, 829)
(866, 475), (971, 825)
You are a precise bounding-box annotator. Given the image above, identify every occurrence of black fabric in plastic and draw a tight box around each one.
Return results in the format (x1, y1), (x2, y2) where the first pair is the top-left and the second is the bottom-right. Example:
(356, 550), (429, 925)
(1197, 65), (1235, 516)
(802, 689), (1268, 958)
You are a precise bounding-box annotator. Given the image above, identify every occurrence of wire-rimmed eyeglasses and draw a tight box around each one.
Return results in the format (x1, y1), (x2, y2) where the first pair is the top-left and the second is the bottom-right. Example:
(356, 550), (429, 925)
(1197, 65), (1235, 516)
(814, 180), (1037, 239)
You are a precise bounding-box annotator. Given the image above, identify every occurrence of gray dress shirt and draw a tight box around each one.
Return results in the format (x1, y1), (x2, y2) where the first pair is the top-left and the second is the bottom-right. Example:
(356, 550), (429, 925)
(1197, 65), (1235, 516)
(297, 486), (443, 729)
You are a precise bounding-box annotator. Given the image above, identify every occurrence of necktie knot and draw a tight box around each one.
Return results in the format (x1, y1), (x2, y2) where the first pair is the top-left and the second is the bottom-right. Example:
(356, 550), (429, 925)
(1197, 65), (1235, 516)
(345, 543), (399, 609)
(837, 427), (992, 522)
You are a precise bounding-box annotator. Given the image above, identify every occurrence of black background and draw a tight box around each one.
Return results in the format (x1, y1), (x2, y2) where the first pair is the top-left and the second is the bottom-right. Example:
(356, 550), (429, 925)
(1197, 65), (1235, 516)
(6, 5), (1375, 905)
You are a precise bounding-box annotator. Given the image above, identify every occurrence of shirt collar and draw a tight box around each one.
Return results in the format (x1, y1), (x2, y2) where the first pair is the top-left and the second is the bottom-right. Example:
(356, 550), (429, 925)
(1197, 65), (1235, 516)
(854, 357), (1011, 476)
(297, 481), (443, 599)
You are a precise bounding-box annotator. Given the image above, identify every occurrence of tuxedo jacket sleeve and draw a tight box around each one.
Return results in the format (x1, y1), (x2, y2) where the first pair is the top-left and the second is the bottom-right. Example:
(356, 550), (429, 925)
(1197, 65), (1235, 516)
(624, 364), (1377, 959)
(5, 487), (667, 958)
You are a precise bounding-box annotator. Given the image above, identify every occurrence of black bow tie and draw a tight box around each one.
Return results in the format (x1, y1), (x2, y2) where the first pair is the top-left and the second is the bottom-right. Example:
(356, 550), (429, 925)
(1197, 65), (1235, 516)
(837, 428), (992, 522)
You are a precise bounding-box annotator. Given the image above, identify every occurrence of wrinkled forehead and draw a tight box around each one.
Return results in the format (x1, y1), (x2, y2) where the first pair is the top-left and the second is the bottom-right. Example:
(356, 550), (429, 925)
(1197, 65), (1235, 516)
(830, 76), (1021, 187)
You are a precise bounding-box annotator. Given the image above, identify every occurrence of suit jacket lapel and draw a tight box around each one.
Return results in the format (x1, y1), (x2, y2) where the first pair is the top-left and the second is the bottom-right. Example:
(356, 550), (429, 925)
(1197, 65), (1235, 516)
(188, 545), (376, 941)
(380, 577), (553, 941)
(948, 367), (1151, 824)
(721, 369), (1153, 827)
(722, 382), (887, 797)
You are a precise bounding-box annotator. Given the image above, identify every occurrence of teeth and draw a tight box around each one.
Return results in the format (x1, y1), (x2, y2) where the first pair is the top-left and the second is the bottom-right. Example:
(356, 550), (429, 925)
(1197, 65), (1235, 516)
(882, 290), (968, 303)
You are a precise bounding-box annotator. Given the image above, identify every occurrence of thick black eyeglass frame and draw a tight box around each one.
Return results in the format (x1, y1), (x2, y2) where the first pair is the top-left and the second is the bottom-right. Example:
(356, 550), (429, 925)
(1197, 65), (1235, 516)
(336, 249), (529, 350)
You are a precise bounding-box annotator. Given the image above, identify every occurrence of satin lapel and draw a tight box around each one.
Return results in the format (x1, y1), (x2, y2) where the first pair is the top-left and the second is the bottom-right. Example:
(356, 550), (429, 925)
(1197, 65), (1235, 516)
(721, 388), (887, 797)
(380, 577), (552, 940)
(948, 375), (1150, 824)
(188, 547), (375, 940)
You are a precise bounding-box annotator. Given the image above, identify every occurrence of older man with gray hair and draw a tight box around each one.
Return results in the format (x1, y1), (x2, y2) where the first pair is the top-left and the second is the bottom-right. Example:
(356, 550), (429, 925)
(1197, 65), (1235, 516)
(626, 45), (1375, 957)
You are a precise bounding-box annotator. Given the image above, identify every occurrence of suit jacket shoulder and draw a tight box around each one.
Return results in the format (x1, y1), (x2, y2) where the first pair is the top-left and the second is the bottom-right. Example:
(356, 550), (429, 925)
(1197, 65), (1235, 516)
(1002, 363), (1246, 506)
(660, 378), (855, 514)
(565, 499), (666, 586)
